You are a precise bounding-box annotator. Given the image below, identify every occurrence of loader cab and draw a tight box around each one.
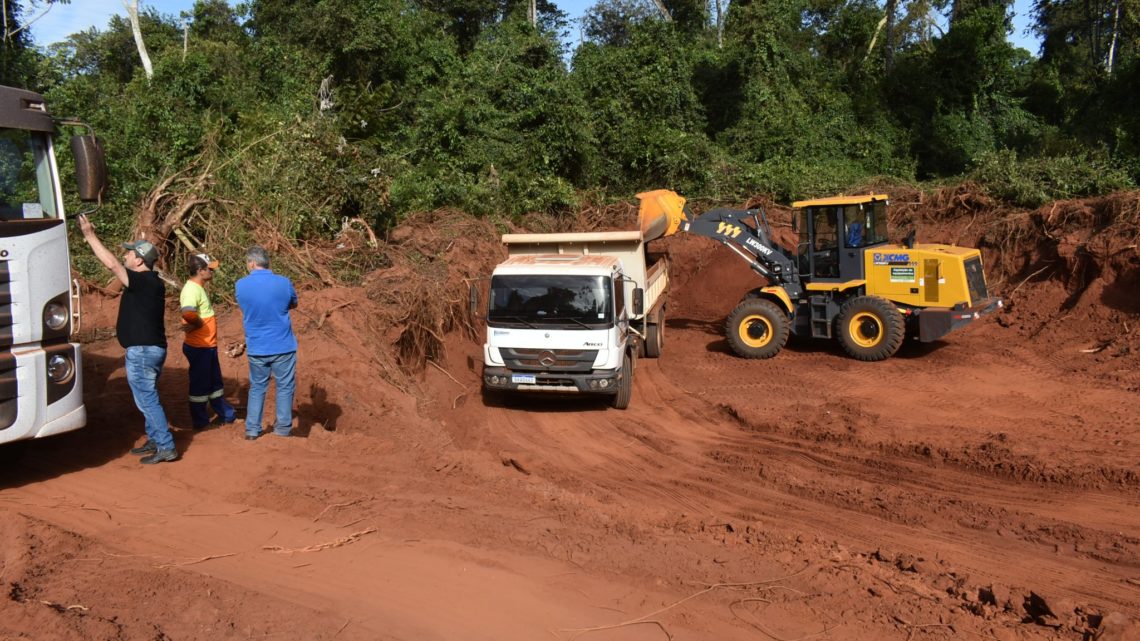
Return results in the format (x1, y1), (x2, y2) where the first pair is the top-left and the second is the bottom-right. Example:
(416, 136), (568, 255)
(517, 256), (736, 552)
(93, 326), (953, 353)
(794, 195), (889, 284)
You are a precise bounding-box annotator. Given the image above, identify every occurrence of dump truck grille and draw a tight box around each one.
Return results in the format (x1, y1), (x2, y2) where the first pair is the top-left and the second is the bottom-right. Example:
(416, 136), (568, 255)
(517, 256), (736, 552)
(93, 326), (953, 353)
(500, 348), (598, 372)
(0, 261), (11, 348)
(0, 351), (15, 430)
(0, 261), (13, 430)
(964, 257), (988, 305)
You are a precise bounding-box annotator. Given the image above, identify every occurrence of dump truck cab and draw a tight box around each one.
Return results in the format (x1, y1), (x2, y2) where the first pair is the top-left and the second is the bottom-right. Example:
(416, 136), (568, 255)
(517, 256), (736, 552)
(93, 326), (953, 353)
(474, 230), (669, 409)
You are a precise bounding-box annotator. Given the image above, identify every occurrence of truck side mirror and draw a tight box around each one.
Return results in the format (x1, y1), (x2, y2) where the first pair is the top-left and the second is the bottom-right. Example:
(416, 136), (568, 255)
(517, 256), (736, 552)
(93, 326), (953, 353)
(632, 288), (644, 316)
(70, 135), (107, 202)
(791, 212), (799, 233)
(468, 284), (479, 317)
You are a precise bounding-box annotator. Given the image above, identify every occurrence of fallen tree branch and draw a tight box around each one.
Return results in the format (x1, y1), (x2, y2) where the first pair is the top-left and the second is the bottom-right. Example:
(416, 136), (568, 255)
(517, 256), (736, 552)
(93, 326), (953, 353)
(428, 360), (464, 387)
(157, 552), (238, 568)
(317, 301), (353, 330)
(313, 496), (373, 522)
(263, 528), (377, 553)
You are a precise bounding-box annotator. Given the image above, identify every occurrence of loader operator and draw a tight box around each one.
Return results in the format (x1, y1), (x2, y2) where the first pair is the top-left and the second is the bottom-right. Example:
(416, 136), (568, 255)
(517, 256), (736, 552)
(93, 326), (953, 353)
(844, 206), (865, 248)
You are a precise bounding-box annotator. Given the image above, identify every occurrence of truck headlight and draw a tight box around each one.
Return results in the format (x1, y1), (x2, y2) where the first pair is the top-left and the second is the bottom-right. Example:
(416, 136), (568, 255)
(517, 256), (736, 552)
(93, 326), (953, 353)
(44, 302), (69, 331)
(47, 353), (74, 383)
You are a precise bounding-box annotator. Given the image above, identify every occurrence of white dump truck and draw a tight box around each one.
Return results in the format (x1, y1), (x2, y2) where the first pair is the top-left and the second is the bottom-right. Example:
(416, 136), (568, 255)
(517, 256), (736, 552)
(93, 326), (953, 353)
(0, 85), (107, 448)
(471, 206), (670, 409)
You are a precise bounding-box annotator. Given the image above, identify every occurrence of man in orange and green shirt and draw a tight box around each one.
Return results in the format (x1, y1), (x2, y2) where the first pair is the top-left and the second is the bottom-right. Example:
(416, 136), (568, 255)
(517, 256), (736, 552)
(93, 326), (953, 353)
(181, 253), (236, 429)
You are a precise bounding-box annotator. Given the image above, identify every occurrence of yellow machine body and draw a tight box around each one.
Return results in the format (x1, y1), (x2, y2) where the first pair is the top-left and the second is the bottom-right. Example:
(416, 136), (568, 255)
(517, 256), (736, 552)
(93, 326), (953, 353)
(860, 243), (989, 309)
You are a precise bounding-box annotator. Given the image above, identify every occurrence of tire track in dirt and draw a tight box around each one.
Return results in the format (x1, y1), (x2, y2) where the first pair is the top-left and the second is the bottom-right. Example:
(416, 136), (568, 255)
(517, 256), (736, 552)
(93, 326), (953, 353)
(3, 435), (754, 641)
(438, 312), (1140, 621)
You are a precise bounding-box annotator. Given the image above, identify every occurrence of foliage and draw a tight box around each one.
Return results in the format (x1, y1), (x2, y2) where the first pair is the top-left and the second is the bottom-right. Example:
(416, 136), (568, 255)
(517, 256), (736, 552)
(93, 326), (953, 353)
(393, 19), (591, 216)
(5, 0), (1136, 288)
(968, 149), (1136, 206)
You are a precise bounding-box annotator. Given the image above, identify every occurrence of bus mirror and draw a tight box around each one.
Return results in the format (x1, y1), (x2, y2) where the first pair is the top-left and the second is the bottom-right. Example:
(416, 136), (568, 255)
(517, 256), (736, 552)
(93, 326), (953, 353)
(71, 135), (107, 202)
(632, 288), (644, 316)
(468, 284), (479, 317)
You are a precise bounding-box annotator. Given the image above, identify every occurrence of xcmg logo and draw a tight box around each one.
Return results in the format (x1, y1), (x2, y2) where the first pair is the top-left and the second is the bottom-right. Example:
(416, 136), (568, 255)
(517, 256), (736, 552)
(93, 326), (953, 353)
(872, 252), (910, 265)
(716, 222), (743, 238)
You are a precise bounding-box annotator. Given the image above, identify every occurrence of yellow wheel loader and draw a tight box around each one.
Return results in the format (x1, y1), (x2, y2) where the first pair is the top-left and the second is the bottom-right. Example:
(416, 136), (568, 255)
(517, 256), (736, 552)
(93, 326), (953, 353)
(637, 190), (1003, 361)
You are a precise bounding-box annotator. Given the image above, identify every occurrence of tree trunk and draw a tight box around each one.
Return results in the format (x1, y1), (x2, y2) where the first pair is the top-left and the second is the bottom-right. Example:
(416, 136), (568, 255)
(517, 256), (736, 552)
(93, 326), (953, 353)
(885, 0), (897, 70)
(650, 0), (673, 21)
(1106, 0), (1120, 74)
(716, 0), (725, 48)
(528, 0), (536, 27)
(865, 14), (887, 65)
(123, 0), (153, 80)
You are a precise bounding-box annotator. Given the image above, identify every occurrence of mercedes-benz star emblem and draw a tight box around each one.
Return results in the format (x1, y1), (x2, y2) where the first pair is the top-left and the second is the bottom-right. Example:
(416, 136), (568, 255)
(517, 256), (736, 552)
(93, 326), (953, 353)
(538, 350), (557, 368)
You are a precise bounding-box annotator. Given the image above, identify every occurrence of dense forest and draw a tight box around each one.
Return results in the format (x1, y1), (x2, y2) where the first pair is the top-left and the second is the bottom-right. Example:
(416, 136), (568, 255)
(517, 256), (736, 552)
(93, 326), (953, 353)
(0, 0), (1137, 266)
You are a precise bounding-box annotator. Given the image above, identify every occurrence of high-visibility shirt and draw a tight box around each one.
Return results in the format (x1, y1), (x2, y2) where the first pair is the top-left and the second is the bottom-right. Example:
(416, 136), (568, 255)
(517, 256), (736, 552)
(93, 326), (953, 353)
(180, 280), (218, 348)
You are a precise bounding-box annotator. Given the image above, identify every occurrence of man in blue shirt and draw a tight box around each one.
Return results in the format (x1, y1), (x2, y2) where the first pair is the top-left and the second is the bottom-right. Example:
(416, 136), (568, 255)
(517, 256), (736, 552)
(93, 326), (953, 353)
(235, 246), (298, 440)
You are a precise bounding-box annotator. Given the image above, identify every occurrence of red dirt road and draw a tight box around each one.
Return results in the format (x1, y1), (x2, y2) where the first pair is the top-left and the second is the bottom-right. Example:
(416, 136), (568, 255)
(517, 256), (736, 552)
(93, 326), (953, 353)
(2, 202), (1139, 640)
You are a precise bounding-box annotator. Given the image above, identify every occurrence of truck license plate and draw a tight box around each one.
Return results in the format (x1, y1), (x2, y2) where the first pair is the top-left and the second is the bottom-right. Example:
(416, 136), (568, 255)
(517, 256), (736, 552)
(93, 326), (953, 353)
(511, 374), (536, 384)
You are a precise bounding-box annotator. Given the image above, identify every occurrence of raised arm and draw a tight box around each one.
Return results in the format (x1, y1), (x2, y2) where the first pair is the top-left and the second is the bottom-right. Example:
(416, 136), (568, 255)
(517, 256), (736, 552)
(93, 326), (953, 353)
(77, 214), (129, 287)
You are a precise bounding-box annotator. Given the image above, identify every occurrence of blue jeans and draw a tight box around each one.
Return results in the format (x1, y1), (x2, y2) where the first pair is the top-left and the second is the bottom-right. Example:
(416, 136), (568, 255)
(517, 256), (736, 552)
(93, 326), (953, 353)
(246, 352), (296, 437)
(125, 346), (175, 451)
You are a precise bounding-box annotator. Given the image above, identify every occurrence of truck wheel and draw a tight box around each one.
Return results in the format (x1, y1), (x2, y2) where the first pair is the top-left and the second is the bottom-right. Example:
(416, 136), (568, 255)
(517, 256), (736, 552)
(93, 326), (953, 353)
(610, 353), (633, 409)
(836, 296), (905, 361)
(645, 308), (664, 358)
(725, 298), (789, 359)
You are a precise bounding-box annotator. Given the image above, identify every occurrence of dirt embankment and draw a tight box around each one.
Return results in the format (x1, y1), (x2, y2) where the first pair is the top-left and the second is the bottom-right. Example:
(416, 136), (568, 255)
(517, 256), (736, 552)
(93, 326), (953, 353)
(1, 187), (1138, 641)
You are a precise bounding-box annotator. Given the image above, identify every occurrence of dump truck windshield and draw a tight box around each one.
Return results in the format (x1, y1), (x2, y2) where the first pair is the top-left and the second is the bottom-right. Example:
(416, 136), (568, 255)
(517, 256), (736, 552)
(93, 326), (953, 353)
(0, 129), (57, 221)
(488, 275), (613, 327)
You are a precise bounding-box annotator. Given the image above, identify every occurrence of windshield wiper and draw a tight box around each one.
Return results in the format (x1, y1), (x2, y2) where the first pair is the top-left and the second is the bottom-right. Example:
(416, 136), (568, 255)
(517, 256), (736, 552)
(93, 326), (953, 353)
(561, 317), (592, 329)
(496, 315), (538, 329)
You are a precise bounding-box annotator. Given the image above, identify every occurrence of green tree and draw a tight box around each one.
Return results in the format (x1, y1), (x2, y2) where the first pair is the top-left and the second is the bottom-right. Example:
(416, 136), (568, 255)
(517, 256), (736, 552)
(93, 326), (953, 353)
(393, 19), (593, 215)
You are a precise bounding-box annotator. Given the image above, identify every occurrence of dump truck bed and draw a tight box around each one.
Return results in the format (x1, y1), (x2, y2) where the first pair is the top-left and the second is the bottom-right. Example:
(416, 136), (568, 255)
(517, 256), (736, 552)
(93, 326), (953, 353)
(501, 231), (667, 319)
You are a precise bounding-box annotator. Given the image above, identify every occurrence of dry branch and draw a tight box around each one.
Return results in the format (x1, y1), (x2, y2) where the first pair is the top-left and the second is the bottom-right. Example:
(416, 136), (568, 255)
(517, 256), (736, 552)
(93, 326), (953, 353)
(313, 496), (373, 522)
(263, 528), (377, 553)
(157, 552), (238, 569)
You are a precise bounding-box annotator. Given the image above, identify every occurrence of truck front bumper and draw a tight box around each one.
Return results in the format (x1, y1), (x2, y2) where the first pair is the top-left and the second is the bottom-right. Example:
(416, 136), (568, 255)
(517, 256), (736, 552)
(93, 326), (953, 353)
(916, 297), (1004, 342)
(483, 367), (622, 394)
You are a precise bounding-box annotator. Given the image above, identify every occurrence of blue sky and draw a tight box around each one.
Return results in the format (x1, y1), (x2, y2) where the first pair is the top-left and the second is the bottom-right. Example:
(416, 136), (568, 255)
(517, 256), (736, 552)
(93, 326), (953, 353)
(29, 0), (1040, 54)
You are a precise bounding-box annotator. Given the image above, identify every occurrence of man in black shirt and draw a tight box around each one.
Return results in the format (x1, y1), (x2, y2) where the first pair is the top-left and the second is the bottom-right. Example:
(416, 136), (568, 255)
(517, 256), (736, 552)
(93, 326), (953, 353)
(78, 214), (178, 464)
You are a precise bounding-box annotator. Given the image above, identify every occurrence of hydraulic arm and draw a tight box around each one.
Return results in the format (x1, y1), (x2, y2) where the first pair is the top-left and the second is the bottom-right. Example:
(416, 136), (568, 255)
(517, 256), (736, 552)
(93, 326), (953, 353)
(637, 190), (803, 298)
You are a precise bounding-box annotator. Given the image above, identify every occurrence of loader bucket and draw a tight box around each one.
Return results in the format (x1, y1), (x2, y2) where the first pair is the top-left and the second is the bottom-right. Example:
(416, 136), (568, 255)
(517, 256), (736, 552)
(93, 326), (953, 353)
(637, 189), (687, 241)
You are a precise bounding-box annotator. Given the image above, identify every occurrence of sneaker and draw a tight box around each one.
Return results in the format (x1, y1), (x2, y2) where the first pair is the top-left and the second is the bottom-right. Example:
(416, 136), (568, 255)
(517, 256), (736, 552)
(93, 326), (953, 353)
(130, 440), (156, 456)
(140, 448), (179, 465)
(244, 433), (260, 441)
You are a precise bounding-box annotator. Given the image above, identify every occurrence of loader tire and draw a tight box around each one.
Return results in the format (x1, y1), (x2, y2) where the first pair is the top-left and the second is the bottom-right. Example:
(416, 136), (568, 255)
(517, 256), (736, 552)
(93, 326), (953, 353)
(725, 298), (789, 359)
(610, 353), (633, 409)
(836, 296), (905, 361)
(645, 308), (664, 359)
